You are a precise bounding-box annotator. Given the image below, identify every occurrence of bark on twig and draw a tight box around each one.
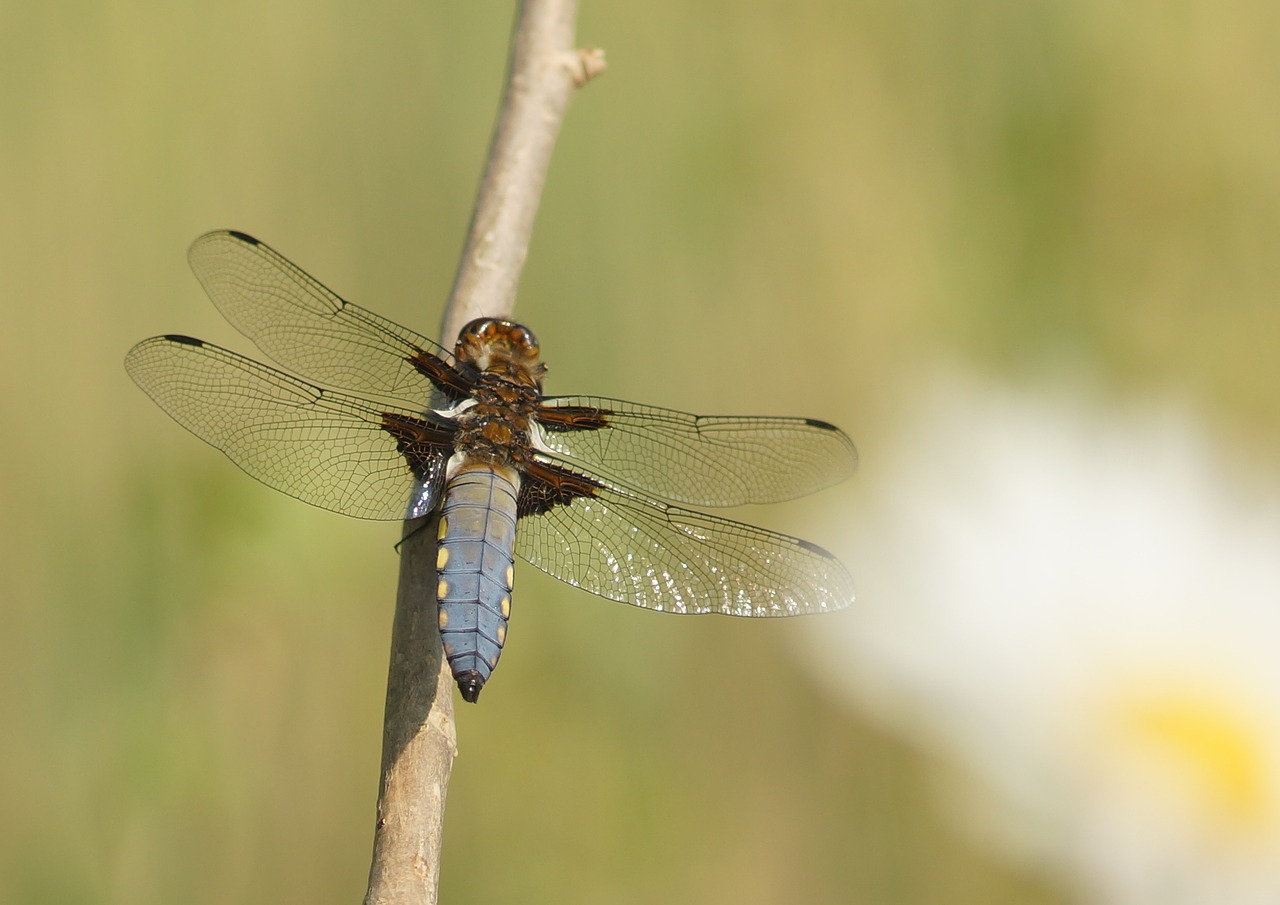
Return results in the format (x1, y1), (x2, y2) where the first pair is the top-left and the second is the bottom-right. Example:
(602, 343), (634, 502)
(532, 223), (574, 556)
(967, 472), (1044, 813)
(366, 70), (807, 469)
(363, 3), (603, 903)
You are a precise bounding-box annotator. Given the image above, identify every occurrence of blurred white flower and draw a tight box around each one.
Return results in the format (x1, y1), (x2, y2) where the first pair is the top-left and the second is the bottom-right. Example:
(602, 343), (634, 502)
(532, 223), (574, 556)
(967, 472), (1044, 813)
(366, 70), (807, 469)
(807, 369), (1280, 905)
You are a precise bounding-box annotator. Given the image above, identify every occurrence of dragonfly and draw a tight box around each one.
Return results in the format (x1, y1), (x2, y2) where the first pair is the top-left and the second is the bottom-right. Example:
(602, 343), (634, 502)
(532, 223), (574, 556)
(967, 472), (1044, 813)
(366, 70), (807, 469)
(125, 231), (856, 701)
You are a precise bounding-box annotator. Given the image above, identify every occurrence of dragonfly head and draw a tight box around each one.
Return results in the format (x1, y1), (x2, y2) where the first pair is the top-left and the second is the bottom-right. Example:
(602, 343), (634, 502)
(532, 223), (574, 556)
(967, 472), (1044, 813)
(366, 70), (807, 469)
(455, 318), (546, 387)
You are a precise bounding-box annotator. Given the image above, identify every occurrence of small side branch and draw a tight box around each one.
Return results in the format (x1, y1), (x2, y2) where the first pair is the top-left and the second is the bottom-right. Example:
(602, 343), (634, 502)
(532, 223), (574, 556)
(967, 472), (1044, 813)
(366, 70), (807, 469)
(364, 3), (604, 904)
(444, 0), (603, 335)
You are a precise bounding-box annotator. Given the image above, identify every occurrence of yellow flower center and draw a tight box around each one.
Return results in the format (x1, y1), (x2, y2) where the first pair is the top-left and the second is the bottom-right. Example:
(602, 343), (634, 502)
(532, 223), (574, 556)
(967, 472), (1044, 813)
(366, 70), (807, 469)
(1112, 687), (1270, 830)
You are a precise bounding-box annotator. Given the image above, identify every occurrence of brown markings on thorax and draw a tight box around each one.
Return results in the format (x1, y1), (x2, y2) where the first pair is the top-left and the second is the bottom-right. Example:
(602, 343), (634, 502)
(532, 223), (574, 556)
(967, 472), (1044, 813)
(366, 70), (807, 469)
(445, 319), (543, 472)
(452, 376), (541, 469)
(396, 318), (607, 514)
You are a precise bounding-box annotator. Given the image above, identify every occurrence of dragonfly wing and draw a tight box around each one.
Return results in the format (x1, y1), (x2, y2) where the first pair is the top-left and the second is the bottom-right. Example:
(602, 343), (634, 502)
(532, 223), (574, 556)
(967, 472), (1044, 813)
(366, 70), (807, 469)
(535, 396), (856, 507)
(514, 457), (853, 616)
(125, 335), (452, 520)
(187, 230), (469, 405)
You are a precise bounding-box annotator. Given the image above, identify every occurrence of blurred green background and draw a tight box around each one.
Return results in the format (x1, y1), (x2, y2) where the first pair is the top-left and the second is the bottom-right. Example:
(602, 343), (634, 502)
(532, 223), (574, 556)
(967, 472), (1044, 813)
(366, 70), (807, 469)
(2, 2), (1277, 903)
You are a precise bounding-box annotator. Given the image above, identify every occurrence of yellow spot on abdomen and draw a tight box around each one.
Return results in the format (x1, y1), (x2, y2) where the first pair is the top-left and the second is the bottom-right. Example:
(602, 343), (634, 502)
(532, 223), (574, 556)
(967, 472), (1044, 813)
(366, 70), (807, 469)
(437, 516), (449, 540)
(500, 595), (511, 618)
(496, 623), (506, 645)
(505, 564), (515, 589)
(437, 608), (449, 628)
(437, 546), (449, 569)
(436, 579), (450, 600)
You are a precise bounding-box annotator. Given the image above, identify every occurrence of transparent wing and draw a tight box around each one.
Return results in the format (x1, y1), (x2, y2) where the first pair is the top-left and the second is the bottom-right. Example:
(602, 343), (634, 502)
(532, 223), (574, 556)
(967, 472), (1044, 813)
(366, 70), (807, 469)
(187, 230), (457, 404)
(536, 396), (857, 506)
(515, 459), (853, 616)
(125, 335), (450, 520)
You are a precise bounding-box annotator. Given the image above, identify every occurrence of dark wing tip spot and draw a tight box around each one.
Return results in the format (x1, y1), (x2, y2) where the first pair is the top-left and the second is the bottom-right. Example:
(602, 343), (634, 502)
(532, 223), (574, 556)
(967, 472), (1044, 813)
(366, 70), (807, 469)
(804, 418), (840, 432)
(225, 230), (260, 245)
(795, 536), (838, 559)
(163, 334), (205, 347)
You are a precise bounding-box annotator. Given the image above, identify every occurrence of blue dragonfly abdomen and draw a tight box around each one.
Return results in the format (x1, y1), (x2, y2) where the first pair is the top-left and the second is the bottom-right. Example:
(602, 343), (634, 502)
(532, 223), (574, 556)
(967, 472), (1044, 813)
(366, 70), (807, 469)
(435, 466), (519, 702)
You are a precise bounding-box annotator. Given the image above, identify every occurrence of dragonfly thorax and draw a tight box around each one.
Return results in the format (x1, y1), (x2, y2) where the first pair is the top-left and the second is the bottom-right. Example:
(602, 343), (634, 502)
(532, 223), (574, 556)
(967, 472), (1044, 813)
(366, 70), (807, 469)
(451, 375), (538, 469)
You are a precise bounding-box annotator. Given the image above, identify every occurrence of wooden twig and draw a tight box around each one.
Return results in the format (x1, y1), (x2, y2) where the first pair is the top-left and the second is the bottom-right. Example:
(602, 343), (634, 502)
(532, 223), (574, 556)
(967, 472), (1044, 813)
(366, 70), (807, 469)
(363, 3), (604, 903)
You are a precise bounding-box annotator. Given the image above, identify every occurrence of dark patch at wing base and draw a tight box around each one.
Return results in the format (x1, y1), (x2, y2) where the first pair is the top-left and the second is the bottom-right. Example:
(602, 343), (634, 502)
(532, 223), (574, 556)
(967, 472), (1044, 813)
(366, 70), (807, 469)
(535, 405), (612, 432)
(406, 349), (476, 402)
(518, 459), (602, 516)
(381, 412), (456, 481)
